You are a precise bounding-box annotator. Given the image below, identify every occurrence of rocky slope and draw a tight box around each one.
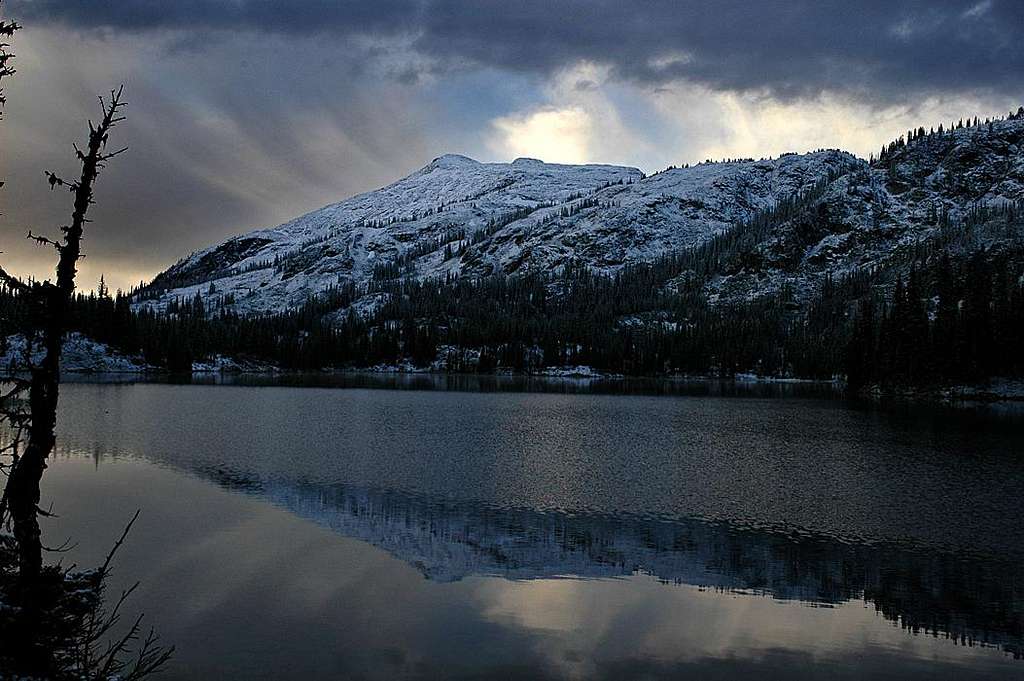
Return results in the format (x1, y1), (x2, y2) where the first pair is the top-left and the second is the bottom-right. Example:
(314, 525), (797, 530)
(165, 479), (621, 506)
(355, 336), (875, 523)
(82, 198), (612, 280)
(704, 114), (1024, 304)
(141, 151), (857, 313)
(140, 112), (1024, 316)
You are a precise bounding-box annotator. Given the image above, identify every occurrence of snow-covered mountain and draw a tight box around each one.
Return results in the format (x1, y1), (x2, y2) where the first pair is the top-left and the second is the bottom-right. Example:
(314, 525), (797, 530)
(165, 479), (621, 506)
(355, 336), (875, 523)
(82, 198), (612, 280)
(703, 114), (1024, 304)
(142, 150), (856, 313)
(144, 155), (636, 312)
(141, 113), (1024, 315)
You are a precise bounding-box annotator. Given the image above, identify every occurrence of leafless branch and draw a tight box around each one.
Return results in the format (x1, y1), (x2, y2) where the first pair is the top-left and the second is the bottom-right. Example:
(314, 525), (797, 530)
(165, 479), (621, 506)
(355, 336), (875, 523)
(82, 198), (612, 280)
(41, 536), (77, 553)
(26, 230), (64, 251)
(99, 508), (140, 577)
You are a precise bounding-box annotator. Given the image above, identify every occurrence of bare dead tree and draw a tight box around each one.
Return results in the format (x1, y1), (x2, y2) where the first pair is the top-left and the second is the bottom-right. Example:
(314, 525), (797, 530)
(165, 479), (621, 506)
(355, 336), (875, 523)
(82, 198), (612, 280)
(0, 1), (128, 576)
(0, 85), (128, 581)
(0, 6), (170, 677)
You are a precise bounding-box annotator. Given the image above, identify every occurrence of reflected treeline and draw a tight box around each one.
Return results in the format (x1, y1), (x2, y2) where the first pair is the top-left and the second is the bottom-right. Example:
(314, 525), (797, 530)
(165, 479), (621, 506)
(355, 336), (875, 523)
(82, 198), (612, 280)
(195, 467), (1024, 659)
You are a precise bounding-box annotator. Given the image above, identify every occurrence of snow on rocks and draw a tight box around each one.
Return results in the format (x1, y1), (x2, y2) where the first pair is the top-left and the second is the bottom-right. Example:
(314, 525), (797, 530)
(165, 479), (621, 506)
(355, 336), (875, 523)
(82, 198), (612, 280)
(0, 333), (151, 374)
(135, 116), (1024, 327)
(137, 150), (858, 315)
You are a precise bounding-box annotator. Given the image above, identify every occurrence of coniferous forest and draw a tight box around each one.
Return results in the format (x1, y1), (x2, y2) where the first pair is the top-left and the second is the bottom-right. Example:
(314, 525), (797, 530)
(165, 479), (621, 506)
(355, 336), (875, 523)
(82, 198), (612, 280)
(7, 3), (1024, 679)
(1, 196), (1021, 394)
(2, 112), (1024, 394)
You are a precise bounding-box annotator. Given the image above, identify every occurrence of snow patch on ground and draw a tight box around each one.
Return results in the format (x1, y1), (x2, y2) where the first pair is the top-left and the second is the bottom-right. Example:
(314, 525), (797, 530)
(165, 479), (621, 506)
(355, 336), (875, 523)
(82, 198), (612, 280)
(941, 379), (1024, 402)
(191, 355), (279, 373)
(0, 333), (151, 373)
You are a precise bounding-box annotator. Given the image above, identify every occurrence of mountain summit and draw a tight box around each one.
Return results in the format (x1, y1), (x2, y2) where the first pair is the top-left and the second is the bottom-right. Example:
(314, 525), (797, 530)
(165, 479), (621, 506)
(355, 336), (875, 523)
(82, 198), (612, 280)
(143, 150), (857, 313)
(141, 113), (1024, 318)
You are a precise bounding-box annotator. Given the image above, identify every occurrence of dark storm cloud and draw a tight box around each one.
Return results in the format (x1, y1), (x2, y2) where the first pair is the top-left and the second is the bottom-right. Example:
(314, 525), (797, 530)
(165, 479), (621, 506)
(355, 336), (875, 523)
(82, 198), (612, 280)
(2, 0), (1022, 291)
(0, 27), (440, 290)
(7, 0), (421, 36)
(8, 0), (1024, 101)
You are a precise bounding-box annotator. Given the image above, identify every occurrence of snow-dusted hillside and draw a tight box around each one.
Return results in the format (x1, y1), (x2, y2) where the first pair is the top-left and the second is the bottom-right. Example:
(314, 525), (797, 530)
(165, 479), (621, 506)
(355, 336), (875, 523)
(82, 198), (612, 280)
(140, 150), (858, 313)
(705, 115), (1024, 303)
(140, 113), (1024, 316)
(144, 155), (639, 313)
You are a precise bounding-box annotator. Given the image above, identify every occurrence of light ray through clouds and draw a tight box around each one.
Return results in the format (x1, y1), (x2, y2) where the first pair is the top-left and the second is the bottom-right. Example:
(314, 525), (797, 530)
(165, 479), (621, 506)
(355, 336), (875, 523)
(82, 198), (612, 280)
(0, 0), (1021, 291)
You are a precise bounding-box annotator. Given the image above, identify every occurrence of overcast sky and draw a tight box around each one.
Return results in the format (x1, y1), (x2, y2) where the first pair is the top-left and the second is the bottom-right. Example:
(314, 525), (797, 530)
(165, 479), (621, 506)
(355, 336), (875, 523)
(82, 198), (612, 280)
(1, 0), (1022, 291)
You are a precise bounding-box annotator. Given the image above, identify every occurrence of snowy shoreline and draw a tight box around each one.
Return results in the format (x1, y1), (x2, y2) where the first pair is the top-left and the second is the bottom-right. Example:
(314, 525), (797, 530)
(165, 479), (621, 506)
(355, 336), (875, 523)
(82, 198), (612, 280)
(5, 334), (1022, 403)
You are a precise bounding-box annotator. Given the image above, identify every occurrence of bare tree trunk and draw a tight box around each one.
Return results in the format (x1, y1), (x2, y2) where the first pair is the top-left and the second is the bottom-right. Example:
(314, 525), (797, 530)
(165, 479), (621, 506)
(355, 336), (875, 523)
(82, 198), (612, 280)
(0, 87), (126, 582)
(0, 14), (169, 677)
(8, 347), (58, 579)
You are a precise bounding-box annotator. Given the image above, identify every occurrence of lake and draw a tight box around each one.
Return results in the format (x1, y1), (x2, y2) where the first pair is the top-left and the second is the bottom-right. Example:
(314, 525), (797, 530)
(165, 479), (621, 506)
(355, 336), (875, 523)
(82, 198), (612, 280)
(39, 378), (1024, 679)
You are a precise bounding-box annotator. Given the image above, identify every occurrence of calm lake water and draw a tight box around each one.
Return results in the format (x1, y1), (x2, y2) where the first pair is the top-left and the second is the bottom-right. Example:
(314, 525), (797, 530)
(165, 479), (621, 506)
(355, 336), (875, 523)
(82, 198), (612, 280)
(39, 378), (1024, 679)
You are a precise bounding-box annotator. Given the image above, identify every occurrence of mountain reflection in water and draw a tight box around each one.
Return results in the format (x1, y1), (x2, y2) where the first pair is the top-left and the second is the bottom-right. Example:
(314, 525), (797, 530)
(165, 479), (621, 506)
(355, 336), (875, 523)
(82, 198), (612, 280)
(191, 471), (1021, 659)
(46, 381), (1024, 677)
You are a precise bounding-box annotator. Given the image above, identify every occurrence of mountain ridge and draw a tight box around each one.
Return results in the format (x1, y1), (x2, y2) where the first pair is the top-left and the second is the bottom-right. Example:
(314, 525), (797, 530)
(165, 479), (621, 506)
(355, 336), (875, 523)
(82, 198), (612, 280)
(38, 108), (1021, 382)
(136, 110), (1024, 339)
(141, 148), (862, 313)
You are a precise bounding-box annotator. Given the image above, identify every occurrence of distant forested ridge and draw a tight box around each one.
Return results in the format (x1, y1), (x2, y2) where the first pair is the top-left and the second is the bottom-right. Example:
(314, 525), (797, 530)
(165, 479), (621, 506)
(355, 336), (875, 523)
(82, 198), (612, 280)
(3, 110), (1024, 393)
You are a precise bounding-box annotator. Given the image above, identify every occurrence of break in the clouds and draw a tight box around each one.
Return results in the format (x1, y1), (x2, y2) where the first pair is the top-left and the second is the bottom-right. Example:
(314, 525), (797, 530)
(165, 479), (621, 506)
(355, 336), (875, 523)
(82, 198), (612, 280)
(1, 0), (1022, 290)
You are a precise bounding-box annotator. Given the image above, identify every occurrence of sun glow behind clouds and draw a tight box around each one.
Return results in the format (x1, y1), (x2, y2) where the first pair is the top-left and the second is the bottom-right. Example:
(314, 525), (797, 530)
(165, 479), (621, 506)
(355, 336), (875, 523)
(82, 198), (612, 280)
(4, 1), (1023, 291)
(488, 62), (1023, 172)
(661, 89), (1024, 162)
(490, 108), (593, 164)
